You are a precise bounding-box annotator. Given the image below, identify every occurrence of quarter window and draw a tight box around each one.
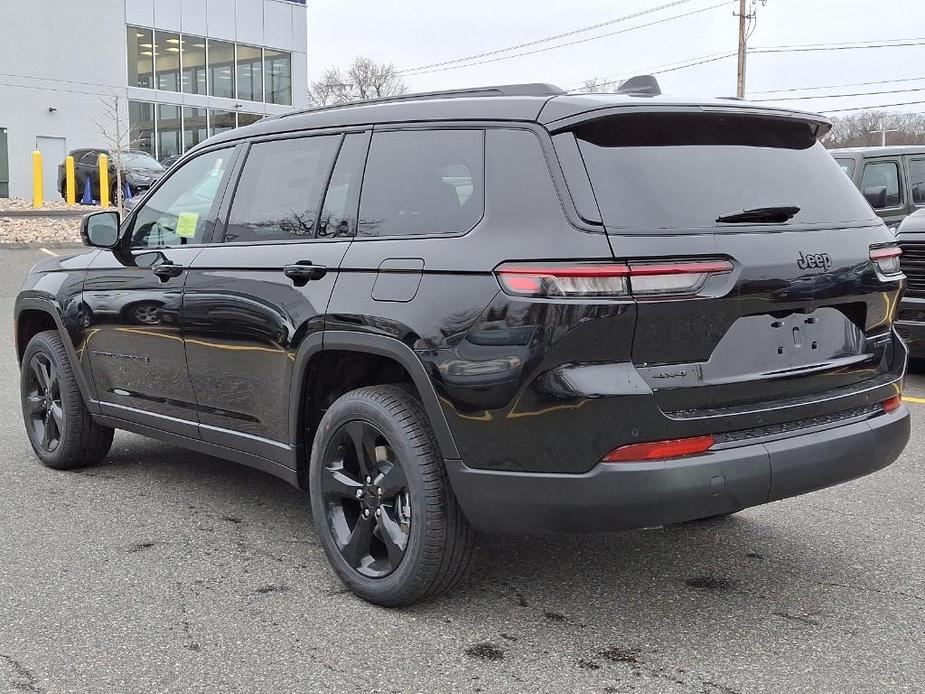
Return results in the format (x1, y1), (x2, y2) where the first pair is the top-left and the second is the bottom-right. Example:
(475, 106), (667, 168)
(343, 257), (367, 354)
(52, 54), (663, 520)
(358, 130), (484, 237)
(834, 158), (855, 178)
(861, 161), (902, 209)
(131, 148), (232, 248)
(910, 159), (925, 205)
(224, 136), (340, 243)
(318, 133), (369, 238)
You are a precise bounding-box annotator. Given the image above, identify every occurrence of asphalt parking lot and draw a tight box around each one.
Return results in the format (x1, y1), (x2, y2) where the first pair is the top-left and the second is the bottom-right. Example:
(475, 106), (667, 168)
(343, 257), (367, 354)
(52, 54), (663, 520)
(1, 247), (923, 694)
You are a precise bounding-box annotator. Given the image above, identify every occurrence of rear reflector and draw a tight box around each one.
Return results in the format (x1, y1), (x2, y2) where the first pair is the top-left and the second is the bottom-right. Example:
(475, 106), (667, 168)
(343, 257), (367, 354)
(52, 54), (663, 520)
(882, 395), (902, 413)
(603, 435), (715, 463)
(870, 246), (902, 275)
(495, 259), (733, 299)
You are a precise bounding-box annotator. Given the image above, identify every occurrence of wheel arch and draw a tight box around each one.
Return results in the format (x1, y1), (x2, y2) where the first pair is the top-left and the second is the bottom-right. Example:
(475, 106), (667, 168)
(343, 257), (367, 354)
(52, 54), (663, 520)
(290, 331), (461, 488)
(15, 299), (98, 409)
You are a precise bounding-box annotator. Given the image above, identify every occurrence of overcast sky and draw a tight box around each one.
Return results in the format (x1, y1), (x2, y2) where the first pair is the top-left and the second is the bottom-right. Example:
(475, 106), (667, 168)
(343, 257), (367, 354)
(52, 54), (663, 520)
(307, 0), (925, 115)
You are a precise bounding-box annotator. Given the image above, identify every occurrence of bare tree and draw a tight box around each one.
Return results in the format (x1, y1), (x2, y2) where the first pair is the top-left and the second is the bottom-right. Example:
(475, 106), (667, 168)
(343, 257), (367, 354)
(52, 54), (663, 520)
(823, 110), (925, 148)
(93, 92), (144, 215)
(579, 77), (619, 93)
(309, 56), (407, 107)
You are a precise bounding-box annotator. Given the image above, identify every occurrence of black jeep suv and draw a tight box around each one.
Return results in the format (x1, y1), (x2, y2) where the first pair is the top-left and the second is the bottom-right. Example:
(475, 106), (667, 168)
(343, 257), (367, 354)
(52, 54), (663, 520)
(15, 81), (911, 606)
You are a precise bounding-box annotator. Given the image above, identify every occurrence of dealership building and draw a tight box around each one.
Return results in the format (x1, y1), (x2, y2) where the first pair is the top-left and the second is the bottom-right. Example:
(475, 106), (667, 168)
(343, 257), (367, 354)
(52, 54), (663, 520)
(0, 0), (308, 199)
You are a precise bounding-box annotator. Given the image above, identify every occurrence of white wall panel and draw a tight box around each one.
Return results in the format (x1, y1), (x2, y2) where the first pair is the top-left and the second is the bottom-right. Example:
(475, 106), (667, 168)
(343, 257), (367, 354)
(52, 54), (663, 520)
(154, 0), (182, 32)
(180, 0), (208, 36)
(206, 0), (236, 41)
(263, 0), (292, 51)
(235, 0), (264, 47)
(125, 0), (154, 27)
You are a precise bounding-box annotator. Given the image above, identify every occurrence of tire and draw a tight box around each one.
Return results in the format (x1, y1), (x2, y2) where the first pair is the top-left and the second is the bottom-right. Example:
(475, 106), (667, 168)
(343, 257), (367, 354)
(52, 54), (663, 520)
(20, 330), (114, 470)
(309, 385), (477, 606)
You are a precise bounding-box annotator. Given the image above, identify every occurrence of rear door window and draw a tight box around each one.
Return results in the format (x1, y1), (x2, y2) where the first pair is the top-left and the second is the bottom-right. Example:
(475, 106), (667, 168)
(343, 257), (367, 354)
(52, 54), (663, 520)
(568, 112), (876, 232)
(317, 132), (369, 238)
(909, 158), (925, 205)
(861, 160), (903, 209)
(224, 135), (340, 243)
(358, 129), (484, 237)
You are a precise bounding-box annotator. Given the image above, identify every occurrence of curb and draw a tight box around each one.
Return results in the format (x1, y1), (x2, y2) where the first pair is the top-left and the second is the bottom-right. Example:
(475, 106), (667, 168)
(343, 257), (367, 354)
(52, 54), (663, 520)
(0, 209), (97, 219)
(0, 243), (84, 250)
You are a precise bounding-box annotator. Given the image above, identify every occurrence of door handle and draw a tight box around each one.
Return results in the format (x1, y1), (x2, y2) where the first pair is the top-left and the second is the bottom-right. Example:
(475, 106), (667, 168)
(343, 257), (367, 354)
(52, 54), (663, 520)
(284, 261), (327, 286)
(152, 262), (184, 280)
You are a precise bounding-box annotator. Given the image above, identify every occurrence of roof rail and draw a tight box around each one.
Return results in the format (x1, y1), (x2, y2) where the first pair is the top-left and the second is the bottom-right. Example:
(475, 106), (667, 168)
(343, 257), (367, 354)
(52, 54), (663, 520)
(616, 75), (661, 96)
(278, 83), (566, 119)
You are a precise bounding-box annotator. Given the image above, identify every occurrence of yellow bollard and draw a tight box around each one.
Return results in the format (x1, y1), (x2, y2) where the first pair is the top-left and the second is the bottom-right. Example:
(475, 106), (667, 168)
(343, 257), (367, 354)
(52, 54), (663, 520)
(65, 155), (76, 205)
(32, 150), (43, 209)
(98, 153), (110, 208)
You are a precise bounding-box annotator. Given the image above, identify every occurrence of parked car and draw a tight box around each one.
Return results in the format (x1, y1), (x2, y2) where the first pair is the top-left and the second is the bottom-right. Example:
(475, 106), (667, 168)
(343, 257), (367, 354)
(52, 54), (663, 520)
(895, 208), (925, 358)
(830, 146), (925, 228)
(160, 153), (183, 169)
(57, 149), (165, 202)
(17, 80), (910, 606)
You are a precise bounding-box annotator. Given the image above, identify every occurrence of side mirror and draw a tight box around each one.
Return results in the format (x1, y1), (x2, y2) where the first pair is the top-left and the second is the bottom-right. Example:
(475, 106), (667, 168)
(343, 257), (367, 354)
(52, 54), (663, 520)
(80, 211), (121, 249)
(862, 185), (888, 209)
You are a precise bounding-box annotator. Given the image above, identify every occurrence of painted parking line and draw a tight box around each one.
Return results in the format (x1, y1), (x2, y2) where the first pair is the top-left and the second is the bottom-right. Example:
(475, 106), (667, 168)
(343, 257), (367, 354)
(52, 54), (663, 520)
(902, 396), (925, 405)
(38, 247), (59, 257)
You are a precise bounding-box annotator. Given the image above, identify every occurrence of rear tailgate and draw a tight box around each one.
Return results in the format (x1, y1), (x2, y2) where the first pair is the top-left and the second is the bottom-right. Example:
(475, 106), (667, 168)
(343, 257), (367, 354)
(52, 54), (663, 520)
(559, 109), (904, 430)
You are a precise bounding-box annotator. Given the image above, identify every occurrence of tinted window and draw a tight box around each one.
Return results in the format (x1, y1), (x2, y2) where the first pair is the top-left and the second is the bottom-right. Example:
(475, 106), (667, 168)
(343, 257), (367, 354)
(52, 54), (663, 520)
(571, 113), (876, 231)
(835, 158), (856, 178)
(909, 159), (925, 205)
(861, 161), (902, 209)
(224, 136), (339, 243)
(131, 148), (232, 248)
(318, 133), (368, 238)
(358, 130), (484, 237)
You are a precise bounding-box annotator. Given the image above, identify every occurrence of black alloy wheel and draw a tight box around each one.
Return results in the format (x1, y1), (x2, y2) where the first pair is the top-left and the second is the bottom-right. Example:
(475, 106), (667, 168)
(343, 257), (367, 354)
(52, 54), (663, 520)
(23, 352), (64, 453)
(319, 420), (412, 578)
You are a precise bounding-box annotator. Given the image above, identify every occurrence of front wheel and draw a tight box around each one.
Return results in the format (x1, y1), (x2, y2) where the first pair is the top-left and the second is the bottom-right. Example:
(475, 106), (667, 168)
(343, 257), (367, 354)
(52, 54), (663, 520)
(20, 330), (113, 469)
(309, 385), (476, 606)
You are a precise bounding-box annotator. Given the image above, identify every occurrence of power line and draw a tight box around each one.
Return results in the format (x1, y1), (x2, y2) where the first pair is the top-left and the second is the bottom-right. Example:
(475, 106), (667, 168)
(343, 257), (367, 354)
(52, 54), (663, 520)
(752, 86), (925, 102)
(822, 99), (925, 114)
(750, 75), (925, 95)
(399, 0), (702, 74)
(751, 39), (925, 54)
(401, 1), (735, 77)
(568, 50), (738, 92)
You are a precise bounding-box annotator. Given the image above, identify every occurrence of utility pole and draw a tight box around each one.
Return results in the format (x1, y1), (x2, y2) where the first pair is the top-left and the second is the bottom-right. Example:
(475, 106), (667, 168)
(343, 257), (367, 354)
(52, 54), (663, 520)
(735, 0), (767, 98)
(736, 0), (748, 98)
(870, 119), (900, 146)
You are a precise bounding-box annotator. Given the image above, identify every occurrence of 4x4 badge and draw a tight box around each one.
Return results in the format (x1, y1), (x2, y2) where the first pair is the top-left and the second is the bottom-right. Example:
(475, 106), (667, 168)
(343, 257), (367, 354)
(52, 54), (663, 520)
(796, 251), (832, 271)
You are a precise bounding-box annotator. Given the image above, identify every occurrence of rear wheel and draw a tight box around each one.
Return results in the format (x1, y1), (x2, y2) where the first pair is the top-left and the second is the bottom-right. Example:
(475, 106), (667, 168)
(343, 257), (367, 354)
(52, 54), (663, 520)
(20, 330), (113, 470)
(309, 385), (476, 606)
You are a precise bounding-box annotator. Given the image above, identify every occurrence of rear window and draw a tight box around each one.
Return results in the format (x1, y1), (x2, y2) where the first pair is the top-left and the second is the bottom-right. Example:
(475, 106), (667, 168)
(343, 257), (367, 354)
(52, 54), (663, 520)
(569, 113), (877, 232)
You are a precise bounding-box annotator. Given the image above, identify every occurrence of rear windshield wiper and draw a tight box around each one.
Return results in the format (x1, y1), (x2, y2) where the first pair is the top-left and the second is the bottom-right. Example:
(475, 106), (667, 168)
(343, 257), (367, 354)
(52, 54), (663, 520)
(716, 206), (800, 224)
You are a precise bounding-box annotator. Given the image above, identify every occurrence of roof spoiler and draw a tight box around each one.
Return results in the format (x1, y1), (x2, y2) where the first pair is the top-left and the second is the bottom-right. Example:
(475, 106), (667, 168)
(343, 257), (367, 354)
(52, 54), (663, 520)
(616, 75), (661, 96)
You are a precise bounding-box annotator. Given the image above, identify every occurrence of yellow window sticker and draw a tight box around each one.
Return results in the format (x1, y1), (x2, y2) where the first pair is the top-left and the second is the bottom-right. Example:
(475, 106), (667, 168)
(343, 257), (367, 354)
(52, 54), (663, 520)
(176, 212), (199, 238)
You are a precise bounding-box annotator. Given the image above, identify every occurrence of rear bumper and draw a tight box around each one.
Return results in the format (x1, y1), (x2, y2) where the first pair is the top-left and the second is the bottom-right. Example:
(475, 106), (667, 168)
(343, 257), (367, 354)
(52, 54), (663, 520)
(446, 407), (909, 534)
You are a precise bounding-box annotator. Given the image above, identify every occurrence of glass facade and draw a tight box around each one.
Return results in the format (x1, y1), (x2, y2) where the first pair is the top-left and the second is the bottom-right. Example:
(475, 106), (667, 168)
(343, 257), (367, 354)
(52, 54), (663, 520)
(130, 101), (263, 161)
(127, 25), (293, 105)
(181, 35), (207, 95)
(128, 101), (155, 155)
(127, 27), (154, 89)
(207, 39), (235, 99)
(157, 104), (182, 160)
(264, 49), (292, 105)
(155, 32), (181, 92)
(237, 45), (264, 102)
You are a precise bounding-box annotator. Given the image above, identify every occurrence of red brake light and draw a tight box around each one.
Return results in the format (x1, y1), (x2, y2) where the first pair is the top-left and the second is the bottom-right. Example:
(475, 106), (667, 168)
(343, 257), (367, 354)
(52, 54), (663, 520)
(882, 395), (902, 413)
(603, 435), (715, 463)
(870, 246), (902, 275)
(495, 259), (733, 299)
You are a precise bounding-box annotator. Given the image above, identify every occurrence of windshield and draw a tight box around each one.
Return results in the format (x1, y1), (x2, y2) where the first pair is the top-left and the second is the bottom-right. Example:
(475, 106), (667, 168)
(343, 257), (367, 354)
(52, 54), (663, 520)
(120, 152), (165, 172)
(569, 113), (876, 232)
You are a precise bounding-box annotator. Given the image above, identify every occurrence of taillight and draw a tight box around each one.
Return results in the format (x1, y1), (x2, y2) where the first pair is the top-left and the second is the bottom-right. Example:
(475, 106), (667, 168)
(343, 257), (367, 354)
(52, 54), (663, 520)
(495, 259), (733, 299)
(882, 395), (902, 413)
(603, 435), (715, 463)
(870, 246), (902, 275)
(495, 263), (630, 298)
(628, 260), (734, 297)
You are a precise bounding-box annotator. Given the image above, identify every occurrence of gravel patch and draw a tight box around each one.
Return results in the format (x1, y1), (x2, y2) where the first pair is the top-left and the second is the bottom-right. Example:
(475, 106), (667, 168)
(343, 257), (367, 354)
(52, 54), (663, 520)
(0, 217), (82, 245)
(0, 197), (101, 213)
